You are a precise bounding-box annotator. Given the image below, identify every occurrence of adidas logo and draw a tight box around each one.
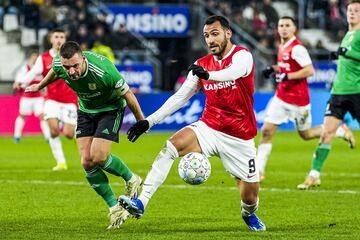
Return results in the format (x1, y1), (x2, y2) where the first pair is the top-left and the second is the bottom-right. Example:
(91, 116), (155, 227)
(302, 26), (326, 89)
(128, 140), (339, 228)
(102, 129), (110, 134)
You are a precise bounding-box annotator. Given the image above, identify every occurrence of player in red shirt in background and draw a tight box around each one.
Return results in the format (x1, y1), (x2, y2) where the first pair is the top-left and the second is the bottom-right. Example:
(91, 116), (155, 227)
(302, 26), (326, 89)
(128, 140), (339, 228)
(118, 15), (266, 231)
(12, 52), (50, 143)
(257, 16), (355, 182)
(14, 29), (77, 171)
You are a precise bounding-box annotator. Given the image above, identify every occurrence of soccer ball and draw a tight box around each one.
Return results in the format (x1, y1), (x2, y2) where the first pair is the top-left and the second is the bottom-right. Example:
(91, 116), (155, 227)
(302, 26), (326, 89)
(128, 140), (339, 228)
(178, 152), (211, 185)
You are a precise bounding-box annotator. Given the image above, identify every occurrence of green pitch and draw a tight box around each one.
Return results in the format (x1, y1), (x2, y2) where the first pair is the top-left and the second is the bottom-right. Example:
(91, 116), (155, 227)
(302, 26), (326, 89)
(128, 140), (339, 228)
(0, 131), (359, 239)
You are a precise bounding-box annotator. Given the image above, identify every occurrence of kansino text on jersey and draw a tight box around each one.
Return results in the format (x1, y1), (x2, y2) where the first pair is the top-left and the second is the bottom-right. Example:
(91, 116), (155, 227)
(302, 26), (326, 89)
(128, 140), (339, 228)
(203, 81), (236, 91)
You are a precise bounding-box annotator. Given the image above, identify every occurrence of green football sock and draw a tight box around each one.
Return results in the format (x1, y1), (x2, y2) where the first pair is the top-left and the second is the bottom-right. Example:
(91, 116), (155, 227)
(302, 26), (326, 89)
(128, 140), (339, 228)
(85, 166), (118, 207)
(101, 154), (133, 181)
(311, 144), (331, 172)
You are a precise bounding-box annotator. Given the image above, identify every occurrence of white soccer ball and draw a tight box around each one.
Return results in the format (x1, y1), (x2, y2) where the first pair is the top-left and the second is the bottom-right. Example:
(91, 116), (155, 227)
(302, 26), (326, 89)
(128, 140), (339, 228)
(178, 152), (211, 185)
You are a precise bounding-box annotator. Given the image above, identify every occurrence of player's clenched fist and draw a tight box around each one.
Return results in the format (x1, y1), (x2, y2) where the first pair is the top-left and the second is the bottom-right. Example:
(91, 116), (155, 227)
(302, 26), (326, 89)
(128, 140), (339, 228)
(25, 84), (41, 93)
(188, 64), (209, 80)
(127, 120), (150, 142)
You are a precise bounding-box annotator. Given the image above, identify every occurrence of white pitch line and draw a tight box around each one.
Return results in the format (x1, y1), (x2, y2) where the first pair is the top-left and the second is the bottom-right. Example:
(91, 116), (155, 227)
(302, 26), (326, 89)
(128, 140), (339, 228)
(0, 169), (360, 177)
(0, 179), (358, 195)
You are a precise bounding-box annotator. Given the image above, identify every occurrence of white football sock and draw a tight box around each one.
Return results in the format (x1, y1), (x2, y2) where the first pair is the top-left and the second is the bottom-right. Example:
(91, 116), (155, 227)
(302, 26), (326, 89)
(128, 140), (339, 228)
(40, 120), (50, 140)
(241, 198), (259, 217)
(139, 140), (179, 208)
(256, 143), (272, 174)
(49, 137), (66, 164)
(14, 116), (25, 138)
(309, 169), (320, 178)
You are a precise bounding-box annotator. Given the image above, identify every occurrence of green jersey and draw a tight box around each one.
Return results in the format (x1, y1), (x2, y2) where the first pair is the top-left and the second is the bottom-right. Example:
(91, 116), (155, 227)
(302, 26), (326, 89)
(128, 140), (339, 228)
(332, 29), (360, 95)
(52, 51), (128, 113)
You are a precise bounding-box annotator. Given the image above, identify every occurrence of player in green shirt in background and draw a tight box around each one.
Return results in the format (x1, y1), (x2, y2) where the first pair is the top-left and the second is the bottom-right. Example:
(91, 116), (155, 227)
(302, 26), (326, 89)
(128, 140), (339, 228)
(26, 41), (144, 229)
(298, 0), (360, 190)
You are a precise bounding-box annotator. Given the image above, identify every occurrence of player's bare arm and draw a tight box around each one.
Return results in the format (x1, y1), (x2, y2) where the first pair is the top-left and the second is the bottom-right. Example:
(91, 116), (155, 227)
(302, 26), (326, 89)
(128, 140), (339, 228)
(287, 64), (314, 80)
(122, 89), (145, 121)
(25, 69), (58, 93)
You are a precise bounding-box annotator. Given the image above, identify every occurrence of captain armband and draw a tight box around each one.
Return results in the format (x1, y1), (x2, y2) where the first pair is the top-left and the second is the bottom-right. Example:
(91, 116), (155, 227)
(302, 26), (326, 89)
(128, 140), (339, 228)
(115, 80), (130, 95)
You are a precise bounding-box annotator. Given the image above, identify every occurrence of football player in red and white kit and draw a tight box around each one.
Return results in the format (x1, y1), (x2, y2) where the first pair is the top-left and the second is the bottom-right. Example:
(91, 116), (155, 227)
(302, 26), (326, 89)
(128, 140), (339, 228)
(14, 29), (77, 171)
(12, 52), (50, 143)
(118, 15), (266, 231)
(256, 16), (354, 182)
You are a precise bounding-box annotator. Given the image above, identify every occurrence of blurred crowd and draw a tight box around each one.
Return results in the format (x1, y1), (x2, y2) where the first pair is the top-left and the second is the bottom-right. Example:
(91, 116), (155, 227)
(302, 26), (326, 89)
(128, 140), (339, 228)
(0, 0), (142, 64)
(205, 0), (349, 53)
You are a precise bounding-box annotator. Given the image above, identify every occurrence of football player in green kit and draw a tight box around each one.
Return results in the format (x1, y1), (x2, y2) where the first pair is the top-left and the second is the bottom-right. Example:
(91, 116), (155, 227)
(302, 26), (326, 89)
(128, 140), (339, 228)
(26, 41), (144, 229)
(298, 0), (360, 190)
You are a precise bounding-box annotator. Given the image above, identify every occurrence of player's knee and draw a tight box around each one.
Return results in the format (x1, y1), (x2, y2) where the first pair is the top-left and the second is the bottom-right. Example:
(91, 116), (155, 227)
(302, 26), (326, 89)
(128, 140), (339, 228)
(81, 155), (94, 170)
(261, 128), (273, 141)
(321, 129), (336, 143)
(64, 132), (74, 139)
(298, 131), (310, 140)
(90, 151), (108, 165)
(50, 128), (60, 138)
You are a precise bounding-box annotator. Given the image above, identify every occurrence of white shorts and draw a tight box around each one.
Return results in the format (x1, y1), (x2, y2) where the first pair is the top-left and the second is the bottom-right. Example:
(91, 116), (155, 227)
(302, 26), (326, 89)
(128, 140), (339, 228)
(19, 97), (44, 116)
(186, 121), (259, 183)
(43, 99), (77, 125)
(265, 96), (312, 131)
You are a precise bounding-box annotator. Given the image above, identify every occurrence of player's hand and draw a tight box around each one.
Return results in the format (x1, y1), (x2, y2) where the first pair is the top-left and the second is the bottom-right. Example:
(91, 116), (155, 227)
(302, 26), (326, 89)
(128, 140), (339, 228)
(127, 120), (150, 142)
(275, 73), (288, 83)
(188, 64), (209, 80)
(25, 84), (41, 93)
(329, 47), (348, 60)
(12, 82), (22, 90)
(262, 65), (275, 78)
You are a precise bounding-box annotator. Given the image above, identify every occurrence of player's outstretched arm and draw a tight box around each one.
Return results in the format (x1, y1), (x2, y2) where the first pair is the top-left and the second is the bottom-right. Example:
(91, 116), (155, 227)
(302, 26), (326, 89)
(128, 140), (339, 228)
(25, 69), (58, 93)
(123, 89), (147, 142)
(123, 89), (145, 122)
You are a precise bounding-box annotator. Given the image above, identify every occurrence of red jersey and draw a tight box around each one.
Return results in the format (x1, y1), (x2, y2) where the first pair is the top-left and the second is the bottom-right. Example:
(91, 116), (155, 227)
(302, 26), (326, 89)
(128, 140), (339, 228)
(41, 51), (77, 105)
(197, 46), (257, 140)
(19, 64), (42, 98)
(276, 38), (310, 106)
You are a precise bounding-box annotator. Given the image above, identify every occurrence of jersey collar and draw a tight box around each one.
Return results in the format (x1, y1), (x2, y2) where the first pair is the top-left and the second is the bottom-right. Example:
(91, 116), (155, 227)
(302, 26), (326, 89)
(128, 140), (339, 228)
(281, 36), (296, 49)
(212, 45), (236, 63)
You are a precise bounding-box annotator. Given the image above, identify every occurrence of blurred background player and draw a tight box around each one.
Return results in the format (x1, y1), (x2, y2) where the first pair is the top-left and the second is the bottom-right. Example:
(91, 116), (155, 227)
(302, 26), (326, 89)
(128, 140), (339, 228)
(119, 15), (266, 231)
(257, 16), (354, 181)
(14, 29), (78, 171)
(298, 0), (360, 190)
(12, 51), (50, 143)
(25, 41), (144, 229)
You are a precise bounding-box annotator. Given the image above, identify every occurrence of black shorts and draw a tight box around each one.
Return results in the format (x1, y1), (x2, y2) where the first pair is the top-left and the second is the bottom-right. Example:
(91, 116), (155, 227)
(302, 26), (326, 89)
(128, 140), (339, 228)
(325, 94), (360, 122)
(76, 108), (125, 143)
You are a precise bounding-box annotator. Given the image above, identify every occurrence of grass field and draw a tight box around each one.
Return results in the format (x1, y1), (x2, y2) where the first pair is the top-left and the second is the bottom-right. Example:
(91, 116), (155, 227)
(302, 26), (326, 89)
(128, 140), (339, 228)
(0, 131), (359, 239)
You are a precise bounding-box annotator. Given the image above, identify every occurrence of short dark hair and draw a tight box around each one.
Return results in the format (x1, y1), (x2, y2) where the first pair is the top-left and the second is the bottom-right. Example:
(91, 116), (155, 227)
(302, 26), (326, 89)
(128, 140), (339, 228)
(279, 16), (297, 27)
(347, 0), (360, 6)
(60, 41), (82, 59)
(50, 28), (66, 34)
(204, 15), (230, 29)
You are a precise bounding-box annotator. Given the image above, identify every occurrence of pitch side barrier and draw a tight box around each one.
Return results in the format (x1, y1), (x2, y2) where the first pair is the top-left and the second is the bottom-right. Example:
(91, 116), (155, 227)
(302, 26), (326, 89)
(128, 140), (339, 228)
(0, 91), (358, 135)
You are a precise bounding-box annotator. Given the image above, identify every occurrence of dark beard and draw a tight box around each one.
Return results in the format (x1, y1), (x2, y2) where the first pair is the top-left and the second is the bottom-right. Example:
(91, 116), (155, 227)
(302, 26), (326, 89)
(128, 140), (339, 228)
(213, 38), (228, 60)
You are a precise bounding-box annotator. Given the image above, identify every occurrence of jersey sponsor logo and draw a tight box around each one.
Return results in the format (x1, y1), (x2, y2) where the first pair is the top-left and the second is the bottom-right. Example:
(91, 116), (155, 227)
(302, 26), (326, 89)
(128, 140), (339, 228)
(282, 53), (290, 60)
(77, 91), (101, 98)
(278, 61), (291, 71)
(88, 83), (97, 90)
(203, 80), (236, 91)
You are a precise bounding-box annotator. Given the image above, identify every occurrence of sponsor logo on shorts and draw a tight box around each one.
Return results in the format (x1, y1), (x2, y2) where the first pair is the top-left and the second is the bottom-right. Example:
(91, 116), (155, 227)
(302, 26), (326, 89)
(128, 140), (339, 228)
(247, 174), (256, 179)
(76, 130), (81, 135)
